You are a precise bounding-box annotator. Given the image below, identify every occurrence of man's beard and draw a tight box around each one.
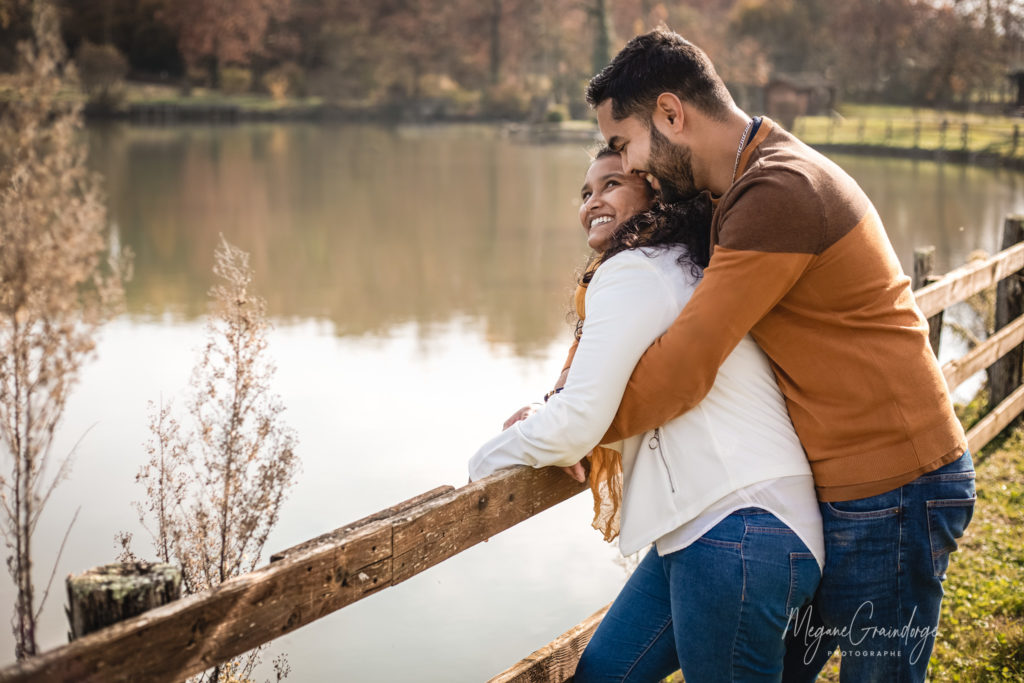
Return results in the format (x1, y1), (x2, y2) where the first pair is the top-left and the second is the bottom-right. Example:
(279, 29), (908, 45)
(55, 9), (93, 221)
(648, 123), (698, 203)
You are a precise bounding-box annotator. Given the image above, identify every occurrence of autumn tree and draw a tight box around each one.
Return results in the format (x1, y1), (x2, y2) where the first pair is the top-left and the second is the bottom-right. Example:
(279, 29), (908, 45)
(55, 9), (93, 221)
(158, 0), (293, 86)
(0, 0), (127, 660)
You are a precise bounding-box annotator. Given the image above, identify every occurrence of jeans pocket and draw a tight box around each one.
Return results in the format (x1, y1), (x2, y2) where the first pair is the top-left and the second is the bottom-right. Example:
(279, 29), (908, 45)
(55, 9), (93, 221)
(824, 489), (902, 520)
(786, 552), (820, 614)
(927, 497), (976, 578)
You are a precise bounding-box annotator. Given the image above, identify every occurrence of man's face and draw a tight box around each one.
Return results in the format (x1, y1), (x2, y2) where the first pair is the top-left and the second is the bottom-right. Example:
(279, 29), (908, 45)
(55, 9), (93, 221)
(648, 124), (698, 203)
(595, 99), (700, 202)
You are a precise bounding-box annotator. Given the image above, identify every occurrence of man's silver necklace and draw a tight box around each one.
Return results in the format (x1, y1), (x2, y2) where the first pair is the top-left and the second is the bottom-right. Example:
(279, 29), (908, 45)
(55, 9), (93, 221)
(731, 118), (754, 182)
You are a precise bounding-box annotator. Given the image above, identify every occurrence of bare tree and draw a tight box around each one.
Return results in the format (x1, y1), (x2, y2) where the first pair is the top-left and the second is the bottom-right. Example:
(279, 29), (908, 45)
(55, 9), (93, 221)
(130, 236), (298, 682)
(0, 0), (127, 660)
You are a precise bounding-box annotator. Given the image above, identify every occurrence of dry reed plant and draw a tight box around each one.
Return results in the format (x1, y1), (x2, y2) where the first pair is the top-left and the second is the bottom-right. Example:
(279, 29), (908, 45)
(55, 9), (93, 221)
(0, 0), (128, 660)
(126, 236), (298, 682)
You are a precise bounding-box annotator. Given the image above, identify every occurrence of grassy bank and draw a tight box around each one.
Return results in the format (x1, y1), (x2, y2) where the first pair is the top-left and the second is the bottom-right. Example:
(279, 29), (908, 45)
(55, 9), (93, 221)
(794, 103), (1024, 161)
(120, 81), (324, 112)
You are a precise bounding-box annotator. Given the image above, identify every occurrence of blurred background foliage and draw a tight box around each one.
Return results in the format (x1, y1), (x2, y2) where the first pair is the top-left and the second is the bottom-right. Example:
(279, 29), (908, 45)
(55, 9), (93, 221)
(1, 0), (1023, 119)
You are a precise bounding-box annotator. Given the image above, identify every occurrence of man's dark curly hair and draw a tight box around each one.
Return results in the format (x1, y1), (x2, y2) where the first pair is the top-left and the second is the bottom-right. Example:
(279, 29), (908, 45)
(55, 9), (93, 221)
(586, 27), (733, 124)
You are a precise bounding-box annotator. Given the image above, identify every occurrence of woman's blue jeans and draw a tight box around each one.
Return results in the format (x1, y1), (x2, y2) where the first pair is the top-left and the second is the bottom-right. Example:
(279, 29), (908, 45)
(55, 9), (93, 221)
(781, 450), (976, 682)
(574, 508), (821, 682)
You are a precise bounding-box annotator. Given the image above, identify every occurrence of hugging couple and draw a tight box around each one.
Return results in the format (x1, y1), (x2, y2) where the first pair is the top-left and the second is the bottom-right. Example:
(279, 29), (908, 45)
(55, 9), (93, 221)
(469, 28), (975, 683)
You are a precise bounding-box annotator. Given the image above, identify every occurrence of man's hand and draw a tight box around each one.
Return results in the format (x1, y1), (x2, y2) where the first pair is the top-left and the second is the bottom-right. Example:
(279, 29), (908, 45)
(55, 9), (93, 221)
(503, 404), (540, 430)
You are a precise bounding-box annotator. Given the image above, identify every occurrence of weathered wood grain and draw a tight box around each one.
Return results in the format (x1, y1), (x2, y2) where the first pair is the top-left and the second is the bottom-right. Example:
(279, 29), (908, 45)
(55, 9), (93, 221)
(915, 240), (1024, 319)
(990, 218), (1024, 406)
(943, 314), (1024, 390)
(489, 605), (609, 683)
(914, 246), (944, 357)
(67, 562), (181, 640)
(270, 484), (454, 562)
(0, 467), (584, 682)
(391, 467), (587, 584)
(967, 382), (1024, 456)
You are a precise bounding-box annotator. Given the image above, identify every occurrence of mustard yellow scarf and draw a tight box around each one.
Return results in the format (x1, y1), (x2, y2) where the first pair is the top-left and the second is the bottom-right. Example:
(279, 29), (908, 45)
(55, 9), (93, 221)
(573, 280), (624, 543)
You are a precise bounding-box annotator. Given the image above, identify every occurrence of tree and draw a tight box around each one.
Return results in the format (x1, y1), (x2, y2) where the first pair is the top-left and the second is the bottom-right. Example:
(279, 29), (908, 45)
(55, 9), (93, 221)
(0, 0), (127, 660)
(158, 0), (293, 86)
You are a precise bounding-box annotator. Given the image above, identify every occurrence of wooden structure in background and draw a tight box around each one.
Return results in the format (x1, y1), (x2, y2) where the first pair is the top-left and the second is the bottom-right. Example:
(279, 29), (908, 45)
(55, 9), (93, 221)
(3, 219), (1024, 682)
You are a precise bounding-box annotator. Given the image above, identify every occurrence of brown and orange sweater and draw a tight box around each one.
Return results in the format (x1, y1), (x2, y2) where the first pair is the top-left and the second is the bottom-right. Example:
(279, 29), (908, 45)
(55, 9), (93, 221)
(597, 118), (966, 502)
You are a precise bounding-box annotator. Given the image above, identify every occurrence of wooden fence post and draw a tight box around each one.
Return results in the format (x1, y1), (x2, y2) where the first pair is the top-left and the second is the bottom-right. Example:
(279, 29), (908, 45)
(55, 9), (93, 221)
(1013, 125), (1020, 155)
(914, 246), (943, 357)
(961, 122), (969, 151)
(885, 119), (893, 142)
(939, 120), (948, 149)
(990, 216), (1024, 407)
(66, 563), (181, 640)
(913, 120), (921, 149)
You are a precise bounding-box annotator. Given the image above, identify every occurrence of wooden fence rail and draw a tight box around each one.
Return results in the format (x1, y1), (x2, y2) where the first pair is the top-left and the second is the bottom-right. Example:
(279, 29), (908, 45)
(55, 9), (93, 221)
(2, 228), (1024, 683)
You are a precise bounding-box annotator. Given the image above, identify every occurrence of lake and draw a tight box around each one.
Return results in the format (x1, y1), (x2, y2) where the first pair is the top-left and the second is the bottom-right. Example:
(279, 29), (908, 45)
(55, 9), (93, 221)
(1, 122), (1018, 680)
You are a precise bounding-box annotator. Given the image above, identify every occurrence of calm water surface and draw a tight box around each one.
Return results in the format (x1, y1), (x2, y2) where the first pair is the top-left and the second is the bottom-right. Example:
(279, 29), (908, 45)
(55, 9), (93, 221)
(2, 123), (1019, 680)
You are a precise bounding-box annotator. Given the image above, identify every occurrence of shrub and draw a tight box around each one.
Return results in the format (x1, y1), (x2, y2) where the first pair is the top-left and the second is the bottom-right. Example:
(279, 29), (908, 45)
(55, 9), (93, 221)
(546, 104), (568, 123)
(261, 62), (305, 101)
(75, 41), (128, 110)
(219, 66), (252, 95)
(482, 81), (530, 120)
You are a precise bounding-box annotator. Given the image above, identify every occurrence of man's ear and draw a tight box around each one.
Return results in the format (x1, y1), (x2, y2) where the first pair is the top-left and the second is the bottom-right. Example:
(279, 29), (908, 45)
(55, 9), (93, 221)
(653, 93), (685, 134)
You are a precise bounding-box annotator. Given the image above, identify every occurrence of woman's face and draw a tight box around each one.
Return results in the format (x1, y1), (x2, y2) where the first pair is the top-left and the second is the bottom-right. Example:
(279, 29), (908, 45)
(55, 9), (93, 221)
(578, 154), (654, 252)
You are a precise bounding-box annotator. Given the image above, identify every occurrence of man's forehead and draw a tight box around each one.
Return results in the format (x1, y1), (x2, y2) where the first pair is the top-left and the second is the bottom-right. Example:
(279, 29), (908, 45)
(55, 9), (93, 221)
(596, 101), (641, 134)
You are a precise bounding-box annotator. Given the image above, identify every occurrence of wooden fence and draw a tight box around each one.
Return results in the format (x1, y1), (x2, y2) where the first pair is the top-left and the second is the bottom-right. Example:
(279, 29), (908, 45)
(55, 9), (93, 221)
(794, 116), (1024, 164)
(2, 219), (1024, 682)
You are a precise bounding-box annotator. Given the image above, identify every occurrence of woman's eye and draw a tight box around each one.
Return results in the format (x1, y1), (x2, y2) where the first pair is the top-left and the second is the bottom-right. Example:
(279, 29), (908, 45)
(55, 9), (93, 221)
(581, 191), (591, 201)
(605, 180), (619, 189)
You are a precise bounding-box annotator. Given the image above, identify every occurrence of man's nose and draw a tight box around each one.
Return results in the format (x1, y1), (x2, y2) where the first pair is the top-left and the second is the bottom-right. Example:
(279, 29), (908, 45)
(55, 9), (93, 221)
(619, 152), (636, 174)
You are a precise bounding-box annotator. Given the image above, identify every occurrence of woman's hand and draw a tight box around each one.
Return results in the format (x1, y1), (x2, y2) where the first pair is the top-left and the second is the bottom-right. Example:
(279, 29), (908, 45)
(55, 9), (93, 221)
(561, 459), (587, 483)
(503, 404), (540, 430)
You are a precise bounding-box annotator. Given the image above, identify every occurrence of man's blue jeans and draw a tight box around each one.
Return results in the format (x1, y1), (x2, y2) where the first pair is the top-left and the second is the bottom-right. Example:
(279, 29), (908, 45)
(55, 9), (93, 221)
(781, 450), (976, 682)
(574, 508), (821, 682)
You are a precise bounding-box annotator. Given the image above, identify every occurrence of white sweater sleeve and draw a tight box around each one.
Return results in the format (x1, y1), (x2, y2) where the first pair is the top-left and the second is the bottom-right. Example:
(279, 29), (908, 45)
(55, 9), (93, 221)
(468, 253), (686, 480)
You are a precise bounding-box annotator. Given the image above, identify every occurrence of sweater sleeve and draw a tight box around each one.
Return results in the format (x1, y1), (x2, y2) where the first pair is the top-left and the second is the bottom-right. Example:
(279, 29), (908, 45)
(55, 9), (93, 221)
(600, 199), (816, 444)
(469, 254), (682, 481)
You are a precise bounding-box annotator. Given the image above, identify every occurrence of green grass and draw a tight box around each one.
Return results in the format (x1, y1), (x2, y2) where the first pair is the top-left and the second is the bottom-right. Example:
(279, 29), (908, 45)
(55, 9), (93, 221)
(793, 103), (1024, 160)
(120, 81), (323, 111)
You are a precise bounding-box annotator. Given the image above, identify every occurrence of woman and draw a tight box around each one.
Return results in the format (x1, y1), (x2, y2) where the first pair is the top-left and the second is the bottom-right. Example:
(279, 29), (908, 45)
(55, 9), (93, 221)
(469, 150), (823, 682)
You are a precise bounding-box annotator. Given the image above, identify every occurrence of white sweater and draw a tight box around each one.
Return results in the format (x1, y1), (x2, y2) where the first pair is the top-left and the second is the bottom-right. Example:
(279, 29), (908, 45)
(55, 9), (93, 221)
(469, 247), (822, 560)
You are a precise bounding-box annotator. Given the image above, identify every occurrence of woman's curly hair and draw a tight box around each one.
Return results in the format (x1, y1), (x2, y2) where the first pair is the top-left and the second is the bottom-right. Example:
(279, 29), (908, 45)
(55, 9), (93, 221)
(574, 190), (713, 339)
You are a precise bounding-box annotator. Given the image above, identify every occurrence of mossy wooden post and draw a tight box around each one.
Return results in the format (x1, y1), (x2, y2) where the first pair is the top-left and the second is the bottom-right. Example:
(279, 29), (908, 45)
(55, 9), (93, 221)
(990, 216), (1024, 408)
(66, 563), (181, 640)
(914, 246), (943, 357)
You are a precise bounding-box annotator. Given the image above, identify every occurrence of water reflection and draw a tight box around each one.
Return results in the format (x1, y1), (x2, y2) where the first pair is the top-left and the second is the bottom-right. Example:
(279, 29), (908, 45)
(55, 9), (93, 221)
(90, 123), (594, 354)
(89, 124), (1022, 353)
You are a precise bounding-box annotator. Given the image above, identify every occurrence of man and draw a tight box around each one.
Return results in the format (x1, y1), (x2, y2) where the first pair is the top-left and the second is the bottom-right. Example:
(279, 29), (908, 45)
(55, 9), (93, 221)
(584, 28), (975, 681)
